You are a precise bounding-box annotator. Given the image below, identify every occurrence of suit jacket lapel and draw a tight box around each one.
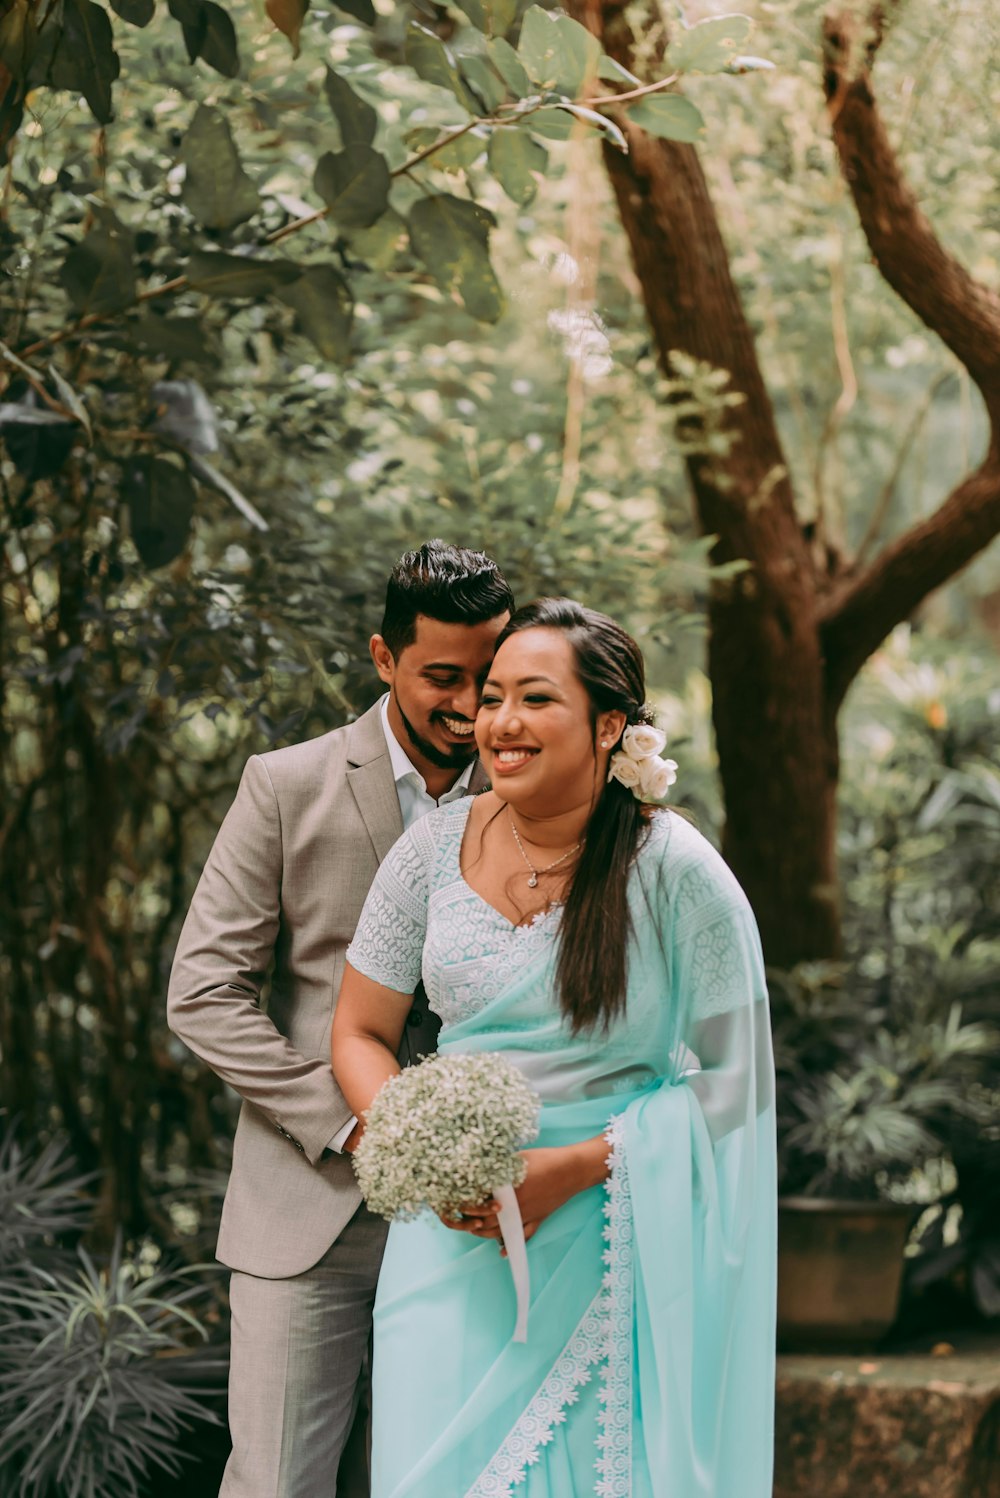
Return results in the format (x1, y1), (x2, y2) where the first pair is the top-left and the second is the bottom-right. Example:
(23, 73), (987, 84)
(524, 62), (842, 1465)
(346, 703), (404, 863)
(346, 697), (490, 859)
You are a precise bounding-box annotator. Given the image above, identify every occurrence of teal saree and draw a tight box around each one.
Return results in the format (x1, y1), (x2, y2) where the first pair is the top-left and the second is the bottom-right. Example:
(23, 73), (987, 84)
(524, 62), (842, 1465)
(346, 800), (776, 1497)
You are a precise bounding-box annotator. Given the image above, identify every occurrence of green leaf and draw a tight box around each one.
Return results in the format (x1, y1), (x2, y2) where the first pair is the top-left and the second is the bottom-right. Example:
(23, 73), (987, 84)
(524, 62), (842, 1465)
(189, 454), (269, 530)
(346, 208), (407, 270)
(167, 0), (239, 79)
(409, 194), (503, 323)
(109, 0), (155, 25)
(0, 0), (38, 77)
(324, 66), (377, 148)
(404, 23), (477, 113)
(127, 313), (216, 364)
(266, 0), (308, 57)
(276, 266), (354, 362)
(180, 105), (259, 232)
(667, 15), (753, 75)
(150, 378), (219, 455)
(48, 365), (91, 439)
(49, 0), (120, 124)
(597, 54), (639, 87)
(560, 103), (627, 151)
(332, 0), (374, 22)
(59, 218), (136, 314)
(457, 50), (507, 112)
(525, 106), (575, 140)
(487, 128), (546, 205)
(124, 455), (196, 569)
(405, 125), (487, 173)
(625, 93), (704, 143)
(453, 0), (517, 37)
(313, 146), (390, 231)
(187, 251), (302, 298)
(487, 37), (529, 99)
(517, 5), (599, 96)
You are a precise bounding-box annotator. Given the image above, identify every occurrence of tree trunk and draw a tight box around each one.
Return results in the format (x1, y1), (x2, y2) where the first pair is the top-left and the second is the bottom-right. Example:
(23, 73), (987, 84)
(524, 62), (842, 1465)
(571, 0), (1000, 966)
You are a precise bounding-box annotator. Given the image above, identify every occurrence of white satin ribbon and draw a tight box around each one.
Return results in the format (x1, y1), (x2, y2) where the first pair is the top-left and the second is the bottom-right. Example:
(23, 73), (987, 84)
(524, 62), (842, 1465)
(494, 1183), (530, 1343)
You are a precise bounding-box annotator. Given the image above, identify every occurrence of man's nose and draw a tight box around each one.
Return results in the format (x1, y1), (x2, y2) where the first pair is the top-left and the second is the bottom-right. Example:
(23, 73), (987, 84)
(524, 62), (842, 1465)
(449, 680), (480, 722)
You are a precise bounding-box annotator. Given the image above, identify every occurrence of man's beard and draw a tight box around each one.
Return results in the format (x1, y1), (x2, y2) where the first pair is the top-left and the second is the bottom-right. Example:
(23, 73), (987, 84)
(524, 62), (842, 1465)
(398, 704), (478, 772)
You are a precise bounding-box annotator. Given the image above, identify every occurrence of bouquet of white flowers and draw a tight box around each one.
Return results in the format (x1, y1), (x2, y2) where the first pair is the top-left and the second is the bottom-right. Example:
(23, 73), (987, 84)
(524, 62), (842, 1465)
(352, 1051), (540, 1340)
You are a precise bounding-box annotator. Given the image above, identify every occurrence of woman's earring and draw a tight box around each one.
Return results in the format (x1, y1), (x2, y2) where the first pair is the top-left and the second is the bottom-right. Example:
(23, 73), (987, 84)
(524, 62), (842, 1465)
(601, 740), (609, 748)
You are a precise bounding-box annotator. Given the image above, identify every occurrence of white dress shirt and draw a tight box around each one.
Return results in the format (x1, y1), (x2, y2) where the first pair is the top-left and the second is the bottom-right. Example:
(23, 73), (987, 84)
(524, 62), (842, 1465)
(326, 696), (476, 1152)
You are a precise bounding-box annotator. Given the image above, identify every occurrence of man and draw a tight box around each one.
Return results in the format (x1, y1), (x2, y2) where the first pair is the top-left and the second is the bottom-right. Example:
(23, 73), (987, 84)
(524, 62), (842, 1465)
(167, 542), (513, 1497)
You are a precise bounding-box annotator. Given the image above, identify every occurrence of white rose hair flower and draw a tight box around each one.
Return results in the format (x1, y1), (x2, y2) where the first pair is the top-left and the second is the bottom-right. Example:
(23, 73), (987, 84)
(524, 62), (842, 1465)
(607, 717), (678, 804)
(620, 723), (667, 761)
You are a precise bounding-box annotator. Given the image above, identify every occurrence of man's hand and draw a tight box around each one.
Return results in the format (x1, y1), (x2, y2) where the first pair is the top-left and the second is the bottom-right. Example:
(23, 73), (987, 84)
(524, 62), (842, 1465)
(438, 1135), (609, 1245)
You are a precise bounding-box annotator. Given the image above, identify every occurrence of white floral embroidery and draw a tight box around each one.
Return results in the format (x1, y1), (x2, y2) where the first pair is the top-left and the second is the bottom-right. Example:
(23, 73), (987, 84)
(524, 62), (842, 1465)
(596, 1115), (634, 1497)
(465, 1287), (610, 1497)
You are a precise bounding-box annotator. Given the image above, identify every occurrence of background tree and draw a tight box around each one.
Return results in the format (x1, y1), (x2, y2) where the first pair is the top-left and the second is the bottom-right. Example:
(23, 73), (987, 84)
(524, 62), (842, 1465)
(566, 0), (1000, 963)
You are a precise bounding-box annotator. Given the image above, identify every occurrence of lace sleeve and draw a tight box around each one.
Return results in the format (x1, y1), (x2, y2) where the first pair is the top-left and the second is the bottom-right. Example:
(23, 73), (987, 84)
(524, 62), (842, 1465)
(672, 849), (764, 1023)
(346, 817), (434, 994)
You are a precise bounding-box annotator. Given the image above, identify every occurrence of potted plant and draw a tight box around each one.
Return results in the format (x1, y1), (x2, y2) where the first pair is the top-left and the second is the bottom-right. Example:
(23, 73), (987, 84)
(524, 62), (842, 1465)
(771, 966), (997, 1351)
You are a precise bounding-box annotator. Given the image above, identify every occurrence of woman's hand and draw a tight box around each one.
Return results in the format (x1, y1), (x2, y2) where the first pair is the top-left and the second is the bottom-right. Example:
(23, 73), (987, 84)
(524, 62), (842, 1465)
(439, 1135), (609, 1245)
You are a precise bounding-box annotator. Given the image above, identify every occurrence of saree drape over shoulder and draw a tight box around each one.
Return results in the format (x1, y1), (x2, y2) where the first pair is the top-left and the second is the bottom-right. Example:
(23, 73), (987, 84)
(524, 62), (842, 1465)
(346, 800), (776, 1498)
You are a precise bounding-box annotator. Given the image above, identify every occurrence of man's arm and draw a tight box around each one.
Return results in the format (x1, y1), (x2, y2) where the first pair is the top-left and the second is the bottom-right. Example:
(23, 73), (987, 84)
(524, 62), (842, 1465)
(167, 755), (354, 1165)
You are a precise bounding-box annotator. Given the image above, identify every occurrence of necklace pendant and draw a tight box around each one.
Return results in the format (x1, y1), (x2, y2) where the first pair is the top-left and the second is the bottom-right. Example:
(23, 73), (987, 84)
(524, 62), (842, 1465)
(527, 873), (538, 889)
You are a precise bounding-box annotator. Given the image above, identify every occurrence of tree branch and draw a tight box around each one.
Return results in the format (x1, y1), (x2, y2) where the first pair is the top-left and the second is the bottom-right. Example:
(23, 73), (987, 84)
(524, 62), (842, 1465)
(819, 5), (1000, 702)
(820, 457), (1000, 707)
(823, 7), (1000, 394)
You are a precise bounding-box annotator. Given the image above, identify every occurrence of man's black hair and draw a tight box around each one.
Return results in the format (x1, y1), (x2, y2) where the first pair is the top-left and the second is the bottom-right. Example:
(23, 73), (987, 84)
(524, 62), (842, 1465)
(379, 541), (514, 657)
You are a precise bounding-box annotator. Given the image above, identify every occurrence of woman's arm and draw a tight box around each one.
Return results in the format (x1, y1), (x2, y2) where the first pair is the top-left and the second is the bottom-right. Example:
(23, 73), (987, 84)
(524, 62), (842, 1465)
(331, 962), (413, 1122)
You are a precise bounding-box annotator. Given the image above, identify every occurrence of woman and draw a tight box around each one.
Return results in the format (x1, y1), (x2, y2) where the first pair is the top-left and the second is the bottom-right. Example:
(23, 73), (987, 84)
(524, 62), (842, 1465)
(332, 599), (776, 1497)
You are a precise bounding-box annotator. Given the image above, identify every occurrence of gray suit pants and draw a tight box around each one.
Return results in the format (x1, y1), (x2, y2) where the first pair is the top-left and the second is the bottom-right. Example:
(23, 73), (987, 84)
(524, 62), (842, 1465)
(220, 1204), (389, 1498)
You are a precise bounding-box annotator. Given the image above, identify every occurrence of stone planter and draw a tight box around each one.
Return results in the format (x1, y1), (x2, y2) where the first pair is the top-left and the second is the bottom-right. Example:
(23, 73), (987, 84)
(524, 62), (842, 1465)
(778, 1196), (916, 1352)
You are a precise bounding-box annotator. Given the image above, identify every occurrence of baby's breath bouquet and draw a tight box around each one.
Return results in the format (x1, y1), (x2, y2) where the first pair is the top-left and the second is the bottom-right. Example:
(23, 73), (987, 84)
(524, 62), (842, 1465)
(353, 1052), (540, 1220)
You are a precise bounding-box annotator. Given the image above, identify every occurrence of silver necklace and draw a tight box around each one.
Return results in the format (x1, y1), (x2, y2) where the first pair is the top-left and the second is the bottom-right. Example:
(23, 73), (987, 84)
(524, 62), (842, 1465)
(507, 807), (580, 889)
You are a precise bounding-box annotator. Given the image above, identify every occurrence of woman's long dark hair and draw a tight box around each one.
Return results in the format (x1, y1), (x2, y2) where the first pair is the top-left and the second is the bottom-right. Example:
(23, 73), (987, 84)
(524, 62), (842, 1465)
(493, 598), (654, 1034)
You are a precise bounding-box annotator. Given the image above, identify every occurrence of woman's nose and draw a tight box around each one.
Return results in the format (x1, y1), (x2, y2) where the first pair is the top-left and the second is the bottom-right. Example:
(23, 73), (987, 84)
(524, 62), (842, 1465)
(492, 700), (522, 737)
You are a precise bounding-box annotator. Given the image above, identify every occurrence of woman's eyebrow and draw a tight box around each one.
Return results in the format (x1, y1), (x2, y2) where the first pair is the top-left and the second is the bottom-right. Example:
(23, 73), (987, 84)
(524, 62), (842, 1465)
(482, 675), (558, 688)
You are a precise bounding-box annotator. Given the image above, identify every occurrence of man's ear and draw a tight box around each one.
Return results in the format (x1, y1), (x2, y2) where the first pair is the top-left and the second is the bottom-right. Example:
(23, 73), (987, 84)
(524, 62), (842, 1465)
(370, 634), (395, 687)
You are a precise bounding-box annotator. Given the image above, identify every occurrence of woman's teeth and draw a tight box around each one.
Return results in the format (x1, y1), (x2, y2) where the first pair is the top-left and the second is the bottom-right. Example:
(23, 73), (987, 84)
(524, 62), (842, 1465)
(495, 749), (537, 766)
(441, 716), (475, 736)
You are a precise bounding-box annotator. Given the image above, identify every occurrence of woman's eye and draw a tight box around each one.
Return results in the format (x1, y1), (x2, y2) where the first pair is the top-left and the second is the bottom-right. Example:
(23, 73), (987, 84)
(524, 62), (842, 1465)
(524, 695), (551, 705)
(479, 695), (500, 708)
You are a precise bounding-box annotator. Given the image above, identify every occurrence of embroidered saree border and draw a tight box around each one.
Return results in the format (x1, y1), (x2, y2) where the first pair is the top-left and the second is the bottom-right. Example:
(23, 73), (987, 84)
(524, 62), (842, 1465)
(463, 1115), (635, 1498)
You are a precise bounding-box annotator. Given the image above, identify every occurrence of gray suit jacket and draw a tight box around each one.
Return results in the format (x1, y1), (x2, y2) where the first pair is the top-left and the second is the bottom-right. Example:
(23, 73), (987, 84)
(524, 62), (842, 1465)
(167, 700), (478, 1278)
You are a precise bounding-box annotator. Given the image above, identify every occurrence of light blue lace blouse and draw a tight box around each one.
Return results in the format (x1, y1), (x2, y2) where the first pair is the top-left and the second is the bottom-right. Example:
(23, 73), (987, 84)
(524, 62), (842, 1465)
(347, 798), (758, 1106)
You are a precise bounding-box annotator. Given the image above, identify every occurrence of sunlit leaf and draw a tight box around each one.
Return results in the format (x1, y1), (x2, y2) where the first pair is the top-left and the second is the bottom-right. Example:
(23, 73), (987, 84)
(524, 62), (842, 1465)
(597, 53), (639, 87)
(560, 103), (627, 152)
(517, 5), (599, 96)
(276, 265), (354, 362)
(123, 455), (196, 569)
(625, 92), (704, 143)
(313, 145), (390, 231)
(667, 14), (754, 75)
(409, 194), (503, 323)
(487, 128), (547, 204)
(487, 36), (529, 98)
(180, 104), (259, 232)
(324, 66), (377, 147)
(453, 0), (517, 37)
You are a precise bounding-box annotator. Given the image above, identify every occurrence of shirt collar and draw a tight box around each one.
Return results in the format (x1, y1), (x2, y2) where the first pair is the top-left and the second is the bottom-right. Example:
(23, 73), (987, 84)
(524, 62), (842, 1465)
(379, 694), (475, 797)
